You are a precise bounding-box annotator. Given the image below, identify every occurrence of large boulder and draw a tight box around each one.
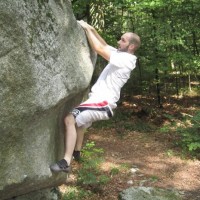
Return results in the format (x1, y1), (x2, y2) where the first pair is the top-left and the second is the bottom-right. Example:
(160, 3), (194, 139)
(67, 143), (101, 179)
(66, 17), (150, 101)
(0, 0), (96, 199)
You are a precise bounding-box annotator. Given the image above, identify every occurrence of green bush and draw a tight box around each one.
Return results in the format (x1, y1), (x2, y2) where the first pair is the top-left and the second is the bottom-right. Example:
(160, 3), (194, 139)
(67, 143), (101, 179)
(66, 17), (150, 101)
(178, 111), (200, 154)
(77, 141), (110, 191)
(160, 111), (200, 157)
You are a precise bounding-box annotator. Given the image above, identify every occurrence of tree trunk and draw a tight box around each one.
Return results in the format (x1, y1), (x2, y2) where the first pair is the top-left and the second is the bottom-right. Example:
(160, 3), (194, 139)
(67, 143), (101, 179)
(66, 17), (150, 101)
(155, 68), (163, 108)
(188, 74), (192, 91)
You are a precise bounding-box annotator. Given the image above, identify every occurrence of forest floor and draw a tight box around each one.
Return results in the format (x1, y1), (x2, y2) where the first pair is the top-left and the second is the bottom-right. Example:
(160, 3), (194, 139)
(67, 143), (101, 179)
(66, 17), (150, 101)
(59, 93), (200, 200)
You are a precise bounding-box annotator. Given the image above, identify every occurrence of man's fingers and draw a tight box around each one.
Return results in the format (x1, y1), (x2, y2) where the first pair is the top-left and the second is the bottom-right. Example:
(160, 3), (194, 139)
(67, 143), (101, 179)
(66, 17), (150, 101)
(77, 20), (89, 29)
(77, 20), (86, 25)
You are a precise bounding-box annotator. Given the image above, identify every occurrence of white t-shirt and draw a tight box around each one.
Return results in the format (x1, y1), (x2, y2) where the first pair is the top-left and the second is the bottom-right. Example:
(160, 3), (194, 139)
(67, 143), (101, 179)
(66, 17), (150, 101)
(89, 46), (137, 109)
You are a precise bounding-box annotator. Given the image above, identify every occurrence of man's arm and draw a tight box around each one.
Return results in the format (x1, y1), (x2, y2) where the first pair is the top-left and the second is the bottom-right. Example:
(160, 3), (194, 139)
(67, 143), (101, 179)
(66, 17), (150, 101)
(78, 20), (111, 61)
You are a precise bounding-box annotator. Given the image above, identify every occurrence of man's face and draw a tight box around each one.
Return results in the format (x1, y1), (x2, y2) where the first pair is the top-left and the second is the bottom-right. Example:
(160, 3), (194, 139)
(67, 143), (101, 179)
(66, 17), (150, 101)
(117, 33), (132, 52)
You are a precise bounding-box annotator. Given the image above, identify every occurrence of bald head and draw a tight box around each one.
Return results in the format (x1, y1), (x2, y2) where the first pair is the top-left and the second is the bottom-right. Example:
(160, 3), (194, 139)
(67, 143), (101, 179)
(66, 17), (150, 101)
(117, 32), (141, 54)
(126, 32), (141, 52)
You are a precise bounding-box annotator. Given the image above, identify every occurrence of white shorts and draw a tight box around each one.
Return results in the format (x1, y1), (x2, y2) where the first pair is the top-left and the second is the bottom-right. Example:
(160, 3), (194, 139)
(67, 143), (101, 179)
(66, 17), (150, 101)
(71, 100), (113, 128)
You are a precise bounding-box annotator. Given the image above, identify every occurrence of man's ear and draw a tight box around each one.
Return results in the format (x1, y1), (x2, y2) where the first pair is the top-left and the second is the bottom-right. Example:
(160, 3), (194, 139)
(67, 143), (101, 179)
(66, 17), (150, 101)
(129, 44), (135, 51)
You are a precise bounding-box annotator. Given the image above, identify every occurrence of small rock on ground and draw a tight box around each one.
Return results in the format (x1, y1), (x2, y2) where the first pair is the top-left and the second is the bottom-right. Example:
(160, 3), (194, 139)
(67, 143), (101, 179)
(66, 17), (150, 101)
(119, 187), (182, 200)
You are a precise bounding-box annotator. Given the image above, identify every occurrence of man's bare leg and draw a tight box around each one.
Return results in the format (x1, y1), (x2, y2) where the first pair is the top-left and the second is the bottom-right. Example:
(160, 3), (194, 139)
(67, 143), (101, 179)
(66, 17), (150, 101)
(75, 126), (85, 151)
(63, 114), (77, 165)
(50, 113), (76, 173)
(73, 126), (85, 161)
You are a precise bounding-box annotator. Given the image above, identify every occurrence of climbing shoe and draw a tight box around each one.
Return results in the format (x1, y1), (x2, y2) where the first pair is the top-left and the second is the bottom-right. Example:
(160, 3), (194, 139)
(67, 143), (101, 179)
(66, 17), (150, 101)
(50, 159), (71, 173)
(73, 150), (81, 162)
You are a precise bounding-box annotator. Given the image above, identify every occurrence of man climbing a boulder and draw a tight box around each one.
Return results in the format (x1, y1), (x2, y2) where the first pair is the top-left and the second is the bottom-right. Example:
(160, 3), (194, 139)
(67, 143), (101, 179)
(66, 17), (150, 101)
(50, 20), (141, 173)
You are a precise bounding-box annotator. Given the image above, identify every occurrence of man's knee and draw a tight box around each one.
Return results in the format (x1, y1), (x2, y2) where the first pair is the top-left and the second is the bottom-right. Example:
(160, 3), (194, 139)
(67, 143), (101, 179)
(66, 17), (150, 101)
(64, 114), (75, 126)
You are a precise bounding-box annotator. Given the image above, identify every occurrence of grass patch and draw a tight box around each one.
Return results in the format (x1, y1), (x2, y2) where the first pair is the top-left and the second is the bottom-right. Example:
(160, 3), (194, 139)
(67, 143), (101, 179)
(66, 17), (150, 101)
(62, 186), (92, 200)
(110, 167), (120, 176)
(77, 141), (110, 192)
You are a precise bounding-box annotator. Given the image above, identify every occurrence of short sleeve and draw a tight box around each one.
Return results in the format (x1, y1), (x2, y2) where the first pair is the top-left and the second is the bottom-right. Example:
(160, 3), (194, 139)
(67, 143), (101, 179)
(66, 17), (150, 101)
(109, 51), (137, 69)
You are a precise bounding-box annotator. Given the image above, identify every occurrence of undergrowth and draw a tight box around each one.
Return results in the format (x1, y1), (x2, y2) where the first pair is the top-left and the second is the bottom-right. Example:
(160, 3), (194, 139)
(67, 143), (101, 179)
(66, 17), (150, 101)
(160, 111), (200, 158)
(77, 141), (110, 191)
(62, 94), (199, 199)
(62, 141), (110, 199)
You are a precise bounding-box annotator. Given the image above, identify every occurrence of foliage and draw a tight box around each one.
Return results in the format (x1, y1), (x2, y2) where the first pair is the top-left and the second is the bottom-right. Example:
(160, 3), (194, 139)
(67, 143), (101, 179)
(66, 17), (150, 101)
(110, 167), (120, 176)
(77, 141), (110, 191)
(62, 186), (92, 200)
(177, 111), (200, 154)
(160, 111), (200, 156)
(109, 162), (130, 176)
(62, 142), (110, 199)
(72, 0), (200, 96)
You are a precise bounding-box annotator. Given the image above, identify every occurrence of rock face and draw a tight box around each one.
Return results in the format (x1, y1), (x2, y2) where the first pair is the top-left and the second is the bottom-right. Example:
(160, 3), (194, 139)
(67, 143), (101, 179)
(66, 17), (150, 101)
(0, 0), (96, 199)
(119, 187), (182, 200)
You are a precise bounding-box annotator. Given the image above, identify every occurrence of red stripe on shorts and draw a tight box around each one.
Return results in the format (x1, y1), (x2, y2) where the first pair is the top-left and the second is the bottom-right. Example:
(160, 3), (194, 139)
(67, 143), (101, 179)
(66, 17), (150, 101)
(79, 101), (108, 108)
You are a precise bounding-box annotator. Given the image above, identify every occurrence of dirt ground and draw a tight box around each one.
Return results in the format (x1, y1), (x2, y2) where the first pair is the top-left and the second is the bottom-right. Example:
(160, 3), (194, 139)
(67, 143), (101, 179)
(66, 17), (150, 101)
(60, 95), (200, 200)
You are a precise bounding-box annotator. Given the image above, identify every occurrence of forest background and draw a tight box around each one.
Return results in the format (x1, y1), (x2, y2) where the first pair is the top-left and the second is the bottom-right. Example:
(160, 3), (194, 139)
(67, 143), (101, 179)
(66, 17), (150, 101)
(58, 1), (200, 199)
(72, 0), (200, 155)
